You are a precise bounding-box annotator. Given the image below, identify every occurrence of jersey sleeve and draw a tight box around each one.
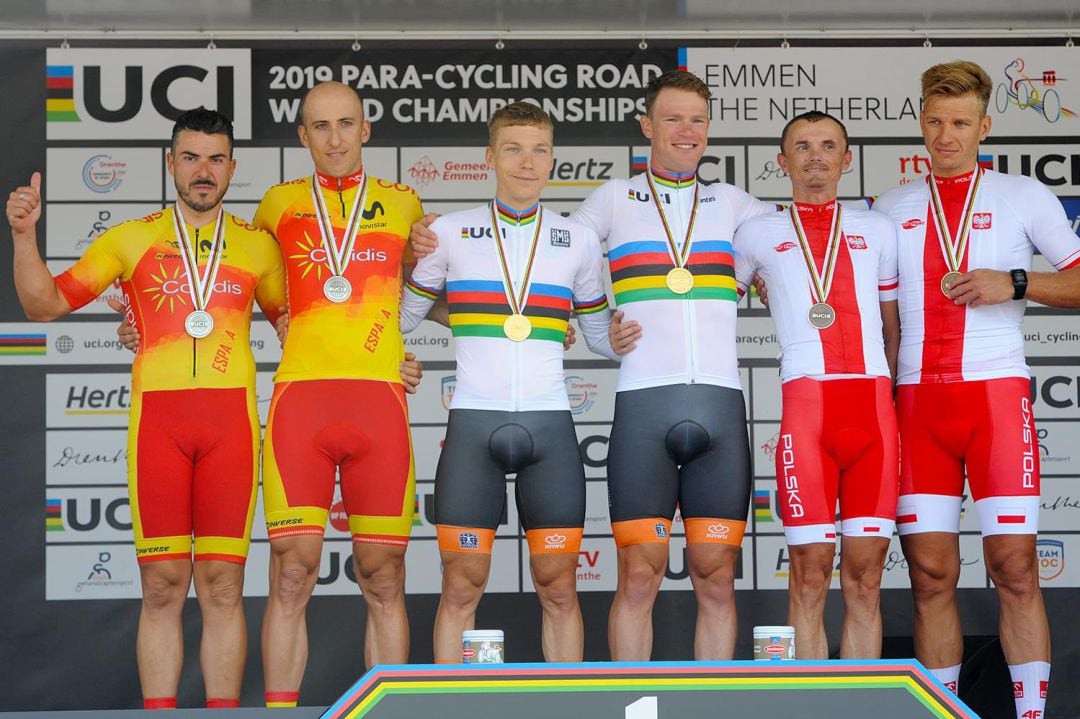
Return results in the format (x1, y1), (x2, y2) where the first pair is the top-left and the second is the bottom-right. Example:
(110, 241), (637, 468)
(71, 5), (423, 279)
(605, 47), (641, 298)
(400, 215), (450, 333)
(1013, 180), (1080, 271)
(732, 223), (761, 298)
(53, 224), (127, 310)
(252, 187), (284, 237)
(875, 216), (900, 302)
(570, 181), (616, 242)
(728, 185), (779, 229)
(572, 228), (617, 361)
(252, 230), (287, 325)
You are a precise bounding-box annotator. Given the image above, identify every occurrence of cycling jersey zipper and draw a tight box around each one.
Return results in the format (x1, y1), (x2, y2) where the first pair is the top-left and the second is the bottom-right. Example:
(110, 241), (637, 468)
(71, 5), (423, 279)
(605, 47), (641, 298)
(191, 226), (199, 378)
(337, 177), (345, 218)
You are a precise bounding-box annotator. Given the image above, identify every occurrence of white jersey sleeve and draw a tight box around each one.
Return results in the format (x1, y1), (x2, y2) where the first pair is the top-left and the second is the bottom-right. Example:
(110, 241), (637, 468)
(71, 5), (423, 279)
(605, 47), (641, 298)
(998, 174), (1080, 270)
(571, 227), (617, 361)
(400, 216), (451, 333)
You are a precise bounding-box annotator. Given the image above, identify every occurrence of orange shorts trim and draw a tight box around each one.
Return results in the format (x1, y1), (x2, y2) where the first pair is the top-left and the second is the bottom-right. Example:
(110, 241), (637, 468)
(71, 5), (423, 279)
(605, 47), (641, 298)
(437, 525), (496, 554)
(684, 517), (746, 546)
(611, 518), (673, 548)
(525, 527), (584, 555)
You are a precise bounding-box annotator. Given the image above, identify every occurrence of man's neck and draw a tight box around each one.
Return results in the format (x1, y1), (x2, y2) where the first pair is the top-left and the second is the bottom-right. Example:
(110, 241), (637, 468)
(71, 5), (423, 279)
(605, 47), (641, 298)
(791, 189), (837, 206)
(932, 161), (978, 180)
(494, 194), (541, 217)
(177, 201), (220, 229)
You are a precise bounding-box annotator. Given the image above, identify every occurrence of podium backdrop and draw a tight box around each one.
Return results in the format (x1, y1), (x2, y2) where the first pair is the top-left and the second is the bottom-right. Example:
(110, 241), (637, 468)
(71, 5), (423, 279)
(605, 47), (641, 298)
(1, 39), (1078, 716)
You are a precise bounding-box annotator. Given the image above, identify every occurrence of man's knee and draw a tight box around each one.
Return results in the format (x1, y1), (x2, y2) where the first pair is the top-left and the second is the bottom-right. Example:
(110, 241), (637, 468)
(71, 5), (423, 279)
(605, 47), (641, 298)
(986, 540), (1039, 599)
(140, 563), (190, 612)
(195, 563), (245, 612)
(532, 560), (579, 613)
(617, 546), (667, 601)
(269, 543), (322, 605)
(353, 545), (406, 602)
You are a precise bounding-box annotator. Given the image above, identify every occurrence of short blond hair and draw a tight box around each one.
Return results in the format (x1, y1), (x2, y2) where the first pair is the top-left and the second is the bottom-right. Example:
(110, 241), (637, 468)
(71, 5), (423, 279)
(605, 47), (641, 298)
(921, 61), (993, 115)
(487, 101), (553, 146)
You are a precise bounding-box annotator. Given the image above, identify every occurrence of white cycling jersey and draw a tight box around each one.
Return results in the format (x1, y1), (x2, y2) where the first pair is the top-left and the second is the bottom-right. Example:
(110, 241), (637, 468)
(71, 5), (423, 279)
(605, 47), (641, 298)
(572, 169), (776, 392)
(401, 201), (615, 412)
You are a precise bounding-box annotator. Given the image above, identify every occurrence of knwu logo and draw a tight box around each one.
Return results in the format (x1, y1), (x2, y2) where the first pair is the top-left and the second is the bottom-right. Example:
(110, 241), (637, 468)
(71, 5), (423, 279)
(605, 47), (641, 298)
(46, 48), (252, 140)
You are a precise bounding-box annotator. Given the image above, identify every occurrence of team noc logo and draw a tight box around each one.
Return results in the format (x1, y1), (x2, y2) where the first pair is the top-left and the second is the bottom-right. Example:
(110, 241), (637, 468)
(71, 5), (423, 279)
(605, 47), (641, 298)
(82, 154), (127, 193)
(45, 48), (251, 140)
(1036, 538), (1064, 580)
(440, 375), (456, 411)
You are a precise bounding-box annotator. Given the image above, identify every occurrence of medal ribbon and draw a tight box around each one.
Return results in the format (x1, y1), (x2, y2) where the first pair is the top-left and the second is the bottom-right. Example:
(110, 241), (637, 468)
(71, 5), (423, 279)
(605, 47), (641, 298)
(173, 203), (225, 312)
(927, 167), (983, 274)
(789, 202), (844, 305)
(646, 171), (699, 270)
(488, 201), (543, 316)
(310, 172), (369, 277)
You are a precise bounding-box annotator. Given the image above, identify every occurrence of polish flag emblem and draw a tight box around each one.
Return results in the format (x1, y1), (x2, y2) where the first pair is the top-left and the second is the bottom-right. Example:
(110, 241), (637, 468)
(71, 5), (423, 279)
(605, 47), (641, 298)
(972, 213), (992, 229)
(846, 235), (867, 250)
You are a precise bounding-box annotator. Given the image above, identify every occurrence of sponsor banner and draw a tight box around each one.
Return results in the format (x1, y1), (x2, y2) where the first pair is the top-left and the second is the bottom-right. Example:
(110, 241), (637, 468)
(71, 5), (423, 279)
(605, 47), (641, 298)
(403, 323), (453, 363)
(1039, 476), (1080, 531)
(633, 144), (745, 188)
(863, 144), (1080, 198)
(748, 366), (782, 422)
(46, 203), (163, 259)
(282, 146), (397, 184)
(46, 430), (128, 485)
(45, 48), (252, 140)
(683, 47), (1080, 139)
(45, 544), (140, 600)
(748, 144), (863, 200)
(165, 146), (282, 202)
(583, 480), (611, 535)
(1029, 368), (1080, 418)
(574, 424), (612, 480)
(1023, 315), (1080, 358)
(753, 424), (781, 480)
(403, 146), (627, 201)
(0, 321), (276, 366)
(252, 48), (673, 143)
(1036, 535), (1076, 585)
(735, 314), (780, 359)
(1037, 423), (1079, 476)
(46, 147), (164, 201)
(752, 478), (783, 532)
(45, 487), (131, 542)
(573, 537), (618, 592)
(1062, 198), (1080, 237)
(563, 370), (616, 420)
(754, 534), (986, 590)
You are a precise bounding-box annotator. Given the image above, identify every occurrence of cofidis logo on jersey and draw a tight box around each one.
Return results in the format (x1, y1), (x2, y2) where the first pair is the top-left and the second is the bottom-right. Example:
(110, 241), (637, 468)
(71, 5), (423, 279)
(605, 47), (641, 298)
(46, 48), (251, 140)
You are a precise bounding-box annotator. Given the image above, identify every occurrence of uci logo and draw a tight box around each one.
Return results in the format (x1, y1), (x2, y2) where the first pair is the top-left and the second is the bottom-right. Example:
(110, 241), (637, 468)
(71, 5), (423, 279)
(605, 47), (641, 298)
(46, 48), (251, 140)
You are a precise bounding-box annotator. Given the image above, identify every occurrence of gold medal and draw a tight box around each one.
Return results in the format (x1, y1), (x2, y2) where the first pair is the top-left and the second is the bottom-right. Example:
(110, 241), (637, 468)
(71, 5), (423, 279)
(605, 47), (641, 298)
(666, 267), (694, 294)
(503, 313), (532, 342)
(808, 302), (836, 329)
(940, 271), (963, 297)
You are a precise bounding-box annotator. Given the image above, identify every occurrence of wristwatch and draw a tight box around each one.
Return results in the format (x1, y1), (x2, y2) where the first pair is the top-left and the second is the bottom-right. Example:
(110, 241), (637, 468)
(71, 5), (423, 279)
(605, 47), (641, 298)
(1010, 268), (1028, 300)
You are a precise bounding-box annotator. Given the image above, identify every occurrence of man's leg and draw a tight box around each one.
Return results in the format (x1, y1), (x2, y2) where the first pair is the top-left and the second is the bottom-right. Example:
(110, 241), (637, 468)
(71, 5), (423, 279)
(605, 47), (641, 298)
(686, 542), (741, 660)
(984, 534), (1051, 719)
(433, 551), (491, 663)
(900, 532), (963, 668)
(609, 542), (669, 661)
(529, 552), (583, 661)
(785, 543), (835, 659)
(353, 542), (410, 666)
(193, 560), (246, 704)
(838, 536), (889, 658)
(262, 534), (324, 699)
(136, 559), (193, 703)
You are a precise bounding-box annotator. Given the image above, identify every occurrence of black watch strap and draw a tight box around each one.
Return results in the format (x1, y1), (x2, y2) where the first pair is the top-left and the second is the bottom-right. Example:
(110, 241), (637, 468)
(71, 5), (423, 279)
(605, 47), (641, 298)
(1010, 268), (1028, 300)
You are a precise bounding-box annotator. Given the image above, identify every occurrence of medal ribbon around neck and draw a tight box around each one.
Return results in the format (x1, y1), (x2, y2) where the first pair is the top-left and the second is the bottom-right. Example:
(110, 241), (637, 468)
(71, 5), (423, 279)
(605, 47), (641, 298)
(173, 202), (226, 313)
(310, 172), (369, 278)
(789, 202), (844, 306)
(927, 167), (984, 276)
(645, 170), (700, 271)
(488, 200), (543, 319)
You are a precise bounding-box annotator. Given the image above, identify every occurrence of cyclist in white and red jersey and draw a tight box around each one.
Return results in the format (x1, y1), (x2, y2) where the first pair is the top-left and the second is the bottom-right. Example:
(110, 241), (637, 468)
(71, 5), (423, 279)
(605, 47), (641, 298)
(734, 111), (900, 659)
(873, 61), (1080, 719)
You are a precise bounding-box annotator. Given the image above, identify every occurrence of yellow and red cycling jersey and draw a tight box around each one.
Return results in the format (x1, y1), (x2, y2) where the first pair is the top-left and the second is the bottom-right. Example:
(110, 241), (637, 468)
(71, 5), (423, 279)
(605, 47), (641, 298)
(252, 170), (423, 383)
(54, 207), (286, 392)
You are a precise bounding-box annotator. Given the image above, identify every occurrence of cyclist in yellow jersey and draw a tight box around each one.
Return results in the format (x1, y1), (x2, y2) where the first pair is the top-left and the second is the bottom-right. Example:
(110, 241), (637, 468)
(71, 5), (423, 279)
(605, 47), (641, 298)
(252, 82), (424, 708)
(7, 110), (286, 710)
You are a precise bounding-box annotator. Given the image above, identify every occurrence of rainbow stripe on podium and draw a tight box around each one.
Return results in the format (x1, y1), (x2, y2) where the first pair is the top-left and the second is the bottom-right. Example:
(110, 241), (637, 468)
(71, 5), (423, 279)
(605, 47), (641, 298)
(322, 660), (978, 718)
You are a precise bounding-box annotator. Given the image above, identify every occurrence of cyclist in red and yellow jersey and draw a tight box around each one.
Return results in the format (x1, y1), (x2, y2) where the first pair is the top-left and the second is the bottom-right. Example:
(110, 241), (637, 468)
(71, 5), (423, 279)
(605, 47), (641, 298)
(7, 110), (286, 710)
(252, 82), (424, 708)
